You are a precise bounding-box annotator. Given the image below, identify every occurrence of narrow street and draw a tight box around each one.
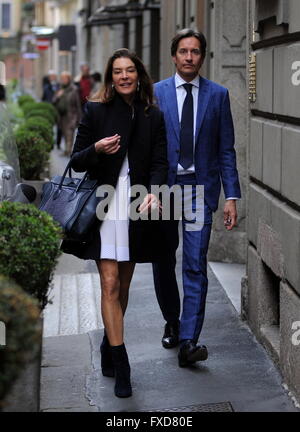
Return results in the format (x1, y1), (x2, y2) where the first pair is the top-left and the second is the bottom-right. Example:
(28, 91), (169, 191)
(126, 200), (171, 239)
(39, 148), (299, 413)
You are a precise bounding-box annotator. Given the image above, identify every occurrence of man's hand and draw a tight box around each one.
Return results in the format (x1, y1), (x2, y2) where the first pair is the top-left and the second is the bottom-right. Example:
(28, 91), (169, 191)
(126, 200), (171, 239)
(223, 200), (238, 231)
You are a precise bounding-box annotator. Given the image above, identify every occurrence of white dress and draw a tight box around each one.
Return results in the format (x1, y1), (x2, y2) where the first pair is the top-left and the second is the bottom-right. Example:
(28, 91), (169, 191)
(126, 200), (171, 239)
(99, 155), (131, 261)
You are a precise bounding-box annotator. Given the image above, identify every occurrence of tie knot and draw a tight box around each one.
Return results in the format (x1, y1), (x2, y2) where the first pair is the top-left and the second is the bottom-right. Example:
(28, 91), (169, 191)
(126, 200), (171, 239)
(183, 83), (193, 94)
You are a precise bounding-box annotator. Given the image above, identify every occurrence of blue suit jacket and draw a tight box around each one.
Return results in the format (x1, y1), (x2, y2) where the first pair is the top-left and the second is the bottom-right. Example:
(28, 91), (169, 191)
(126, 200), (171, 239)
(154, 75), (241, 212)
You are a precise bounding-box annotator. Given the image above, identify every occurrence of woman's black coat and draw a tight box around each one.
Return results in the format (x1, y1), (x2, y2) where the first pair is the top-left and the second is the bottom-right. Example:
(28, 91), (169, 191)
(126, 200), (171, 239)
(61, 93), (169, 262)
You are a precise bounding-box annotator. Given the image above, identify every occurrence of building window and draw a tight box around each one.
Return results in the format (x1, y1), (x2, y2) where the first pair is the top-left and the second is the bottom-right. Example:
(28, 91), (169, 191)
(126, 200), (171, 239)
(1, 2), (11, 30)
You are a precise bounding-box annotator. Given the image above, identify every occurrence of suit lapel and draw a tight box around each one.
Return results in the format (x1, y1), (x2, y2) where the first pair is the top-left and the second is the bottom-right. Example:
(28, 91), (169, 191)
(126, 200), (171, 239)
(195, 77), (211, 143)
(161, 76), (211, 143)
(163, 77), (180, 141)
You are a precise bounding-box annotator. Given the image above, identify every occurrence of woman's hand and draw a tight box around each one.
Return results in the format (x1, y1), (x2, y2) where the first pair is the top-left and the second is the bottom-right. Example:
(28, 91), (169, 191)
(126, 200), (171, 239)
(95, 134), (121, 154)
(139, 194), (162, 214)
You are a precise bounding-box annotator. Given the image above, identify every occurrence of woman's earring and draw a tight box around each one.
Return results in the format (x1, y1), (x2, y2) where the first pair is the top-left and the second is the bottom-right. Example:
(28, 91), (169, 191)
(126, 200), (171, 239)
(112, 83), (115, 89)
(137, 81), (140, 92)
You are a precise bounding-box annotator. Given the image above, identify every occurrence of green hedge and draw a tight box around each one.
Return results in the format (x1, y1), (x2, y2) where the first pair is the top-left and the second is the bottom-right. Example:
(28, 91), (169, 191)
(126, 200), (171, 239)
(0, 275), (42, 406)
(15, 97), (57, 179)
(25, 108), (55, 126)
(26, 115), (52, 131)
(23, 118), (53, 152)
(14, 128), (49, 180)
(21, 101), (38, 115)
(17, 94), (35, 108)
(36, 102), (58, 121)
(0, 201), (62, 309)
(22, 102), (57, 123)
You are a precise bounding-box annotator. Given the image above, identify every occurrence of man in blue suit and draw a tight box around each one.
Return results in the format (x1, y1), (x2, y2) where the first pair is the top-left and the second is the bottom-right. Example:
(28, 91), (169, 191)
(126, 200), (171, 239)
(153, 29), (241, 367)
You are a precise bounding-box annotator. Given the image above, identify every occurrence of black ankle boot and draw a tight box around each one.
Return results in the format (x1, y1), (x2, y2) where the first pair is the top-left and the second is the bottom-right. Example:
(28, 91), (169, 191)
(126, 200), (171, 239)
(110, 344), (132, 398)
(100, 332), (115, 377)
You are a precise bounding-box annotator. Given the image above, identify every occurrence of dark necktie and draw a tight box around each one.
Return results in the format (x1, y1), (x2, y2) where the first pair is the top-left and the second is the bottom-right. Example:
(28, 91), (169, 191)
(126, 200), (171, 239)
(179, 83), (194, 169)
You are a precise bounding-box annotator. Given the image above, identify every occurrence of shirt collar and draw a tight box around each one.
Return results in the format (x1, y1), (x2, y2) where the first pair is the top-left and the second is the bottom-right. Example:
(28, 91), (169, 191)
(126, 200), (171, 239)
(175, 72), (200, 89)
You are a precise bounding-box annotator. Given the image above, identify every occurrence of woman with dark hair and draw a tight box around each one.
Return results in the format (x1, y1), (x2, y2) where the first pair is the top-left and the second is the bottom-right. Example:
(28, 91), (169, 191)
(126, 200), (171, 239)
(61, 49), (168, 398)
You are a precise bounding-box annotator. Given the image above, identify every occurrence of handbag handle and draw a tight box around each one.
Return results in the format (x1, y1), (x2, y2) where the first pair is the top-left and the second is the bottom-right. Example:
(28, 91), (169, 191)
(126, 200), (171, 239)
(59, 159), (73, 188)
(58, 159), (89, 188)
(53, 159), (89, 200)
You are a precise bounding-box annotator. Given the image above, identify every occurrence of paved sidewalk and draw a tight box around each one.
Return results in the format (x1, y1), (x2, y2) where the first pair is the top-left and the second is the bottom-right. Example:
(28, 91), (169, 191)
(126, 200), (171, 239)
(40, 253), (299, 412)
(41, 147), (299, 412)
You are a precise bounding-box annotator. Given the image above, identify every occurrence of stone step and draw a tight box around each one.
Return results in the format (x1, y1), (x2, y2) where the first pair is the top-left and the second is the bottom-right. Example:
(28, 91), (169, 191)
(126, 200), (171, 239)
(43, 273), (103, 337)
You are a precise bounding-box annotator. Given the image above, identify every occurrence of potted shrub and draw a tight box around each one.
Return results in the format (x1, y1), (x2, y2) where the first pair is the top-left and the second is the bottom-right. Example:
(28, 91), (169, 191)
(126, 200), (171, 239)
(0, 275), (42, 411)
(36, 102), (58, 122)
(14, 128), (49, 181)
(0, 201), (62, 309)
(21, 102), (57, 123)
(26, 115), (52, 132)
(20, 100), (38, 113)
(22, 119), (53, 152)
(17, 94), (35, 108)
(16, 99), (57, 203)
(26, 108), (55, 126)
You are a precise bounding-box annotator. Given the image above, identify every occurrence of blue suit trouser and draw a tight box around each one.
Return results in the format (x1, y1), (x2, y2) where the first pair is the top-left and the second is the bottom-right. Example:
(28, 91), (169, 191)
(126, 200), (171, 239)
(153, 174), (212, 343)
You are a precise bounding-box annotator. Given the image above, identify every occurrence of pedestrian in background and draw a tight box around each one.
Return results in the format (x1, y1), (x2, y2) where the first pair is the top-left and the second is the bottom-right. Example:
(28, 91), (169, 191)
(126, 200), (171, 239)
(42, 69), (59, 103)
(53, 71), (82, 156)
(75, 62), (93, 108)
(90, 71), (102, 97)
(61, 49), (168, 398)
(42, 70), (62, 149)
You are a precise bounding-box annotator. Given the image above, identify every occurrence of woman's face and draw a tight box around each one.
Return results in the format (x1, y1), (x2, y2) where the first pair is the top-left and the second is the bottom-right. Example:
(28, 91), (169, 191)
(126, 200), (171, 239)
(112, 57), (139, 99)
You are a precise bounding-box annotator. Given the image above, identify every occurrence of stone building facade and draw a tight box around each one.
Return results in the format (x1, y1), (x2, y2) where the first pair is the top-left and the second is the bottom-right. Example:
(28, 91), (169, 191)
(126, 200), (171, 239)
(243, 0), (300, 402)
(206, 0), (247, 264)
(86, 0), (161, 82)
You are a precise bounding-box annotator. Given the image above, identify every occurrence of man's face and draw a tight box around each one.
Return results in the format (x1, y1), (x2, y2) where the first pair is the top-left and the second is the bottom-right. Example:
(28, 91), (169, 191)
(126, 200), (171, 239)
(60, 74), (70, 86)
(172, 37), (204, 80)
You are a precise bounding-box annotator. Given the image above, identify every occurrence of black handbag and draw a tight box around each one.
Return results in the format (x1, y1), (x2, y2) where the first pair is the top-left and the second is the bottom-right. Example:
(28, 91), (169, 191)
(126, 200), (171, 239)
(39, 159), (102, 241)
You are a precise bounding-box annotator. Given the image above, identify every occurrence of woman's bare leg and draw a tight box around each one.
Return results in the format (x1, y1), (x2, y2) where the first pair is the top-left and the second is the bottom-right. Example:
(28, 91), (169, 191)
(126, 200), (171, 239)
(96, 259), (123, 346)
(96, 260), (136, 346)
(118, 262), (135, 315)
(96, 259), (135, 398)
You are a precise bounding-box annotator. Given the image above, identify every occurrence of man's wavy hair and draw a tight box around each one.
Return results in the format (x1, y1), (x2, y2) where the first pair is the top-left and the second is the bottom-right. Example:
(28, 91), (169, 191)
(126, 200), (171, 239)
(91, 48), (154, 109)
(171, 28), (207, 58)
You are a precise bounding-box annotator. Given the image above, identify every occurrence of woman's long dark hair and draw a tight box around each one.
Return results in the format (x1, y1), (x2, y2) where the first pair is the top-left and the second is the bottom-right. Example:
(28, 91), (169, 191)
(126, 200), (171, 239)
(91, 48), (154, 109)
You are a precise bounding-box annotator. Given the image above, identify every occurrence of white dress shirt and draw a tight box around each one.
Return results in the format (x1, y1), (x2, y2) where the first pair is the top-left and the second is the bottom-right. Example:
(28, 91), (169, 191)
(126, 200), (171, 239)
(175, 73), (238, 201)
